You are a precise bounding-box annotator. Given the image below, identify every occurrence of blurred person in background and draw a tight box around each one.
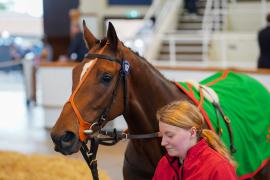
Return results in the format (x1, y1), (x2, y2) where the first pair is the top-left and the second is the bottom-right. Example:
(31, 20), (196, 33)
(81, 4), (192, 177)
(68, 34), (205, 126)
(258, 13), (270, 69)
(9, 43), (20, 61)
(67, 22), (88, 62)
(40, 36), (53, 62)
(184, 0), (198, 18)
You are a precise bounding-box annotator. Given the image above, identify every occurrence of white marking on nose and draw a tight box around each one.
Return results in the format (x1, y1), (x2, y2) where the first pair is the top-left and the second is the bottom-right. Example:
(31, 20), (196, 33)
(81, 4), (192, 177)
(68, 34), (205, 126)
(80, 60), (95, 80)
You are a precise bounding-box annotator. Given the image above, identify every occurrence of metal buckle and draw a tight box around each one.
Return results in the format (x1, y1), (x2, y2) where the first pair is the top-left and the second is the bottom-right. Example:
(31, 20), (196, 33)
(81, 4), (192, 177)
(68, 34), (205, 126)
(90, 159), (97, 166)
(122, 133), (128, 140)
(84, 129), (94, 135)
(90, 121), (99, 130)
(100, 115), (106, 122)
(224, 116), (231, 123)
(121, 60), (130, 76)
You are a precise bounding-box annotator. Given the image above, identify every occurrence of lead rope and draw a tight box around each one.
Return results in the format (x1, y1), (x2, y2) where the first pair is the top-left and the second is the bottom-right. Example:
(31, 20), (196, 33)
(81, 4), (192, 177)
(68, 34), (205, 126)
(80, 139), (99, 180)
(80, 56), (130, 180)
(212, 101), (237, 154)
(81, 72), (122, 180)
(81, 129), (160, 180)
(198, 85), (236, 154)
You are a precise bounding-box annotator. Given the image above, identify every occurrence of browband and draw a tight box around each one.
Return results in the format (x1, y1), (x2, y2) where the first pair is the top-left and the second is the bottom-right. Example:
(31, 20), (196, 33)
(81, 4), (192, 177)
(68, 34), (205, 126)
(85, 53), (122, 64)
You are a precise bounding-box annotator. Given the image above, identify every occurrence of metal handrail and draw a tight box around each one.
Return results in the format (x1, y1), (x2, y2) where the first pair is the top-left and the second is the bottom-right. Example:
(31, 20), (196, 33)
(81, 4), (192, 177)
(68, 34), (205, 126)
(143, 0), (161, 22)
(126, 0), (180, 58)
(202, 0), (214, 62)
(163, 36), (204, 41)
(135, 0), (163, 36)
(154, 0), (174, 32)
(201, 0), (229, 62)
(163, 34), (203, 65)
(124, 0), (164, 54)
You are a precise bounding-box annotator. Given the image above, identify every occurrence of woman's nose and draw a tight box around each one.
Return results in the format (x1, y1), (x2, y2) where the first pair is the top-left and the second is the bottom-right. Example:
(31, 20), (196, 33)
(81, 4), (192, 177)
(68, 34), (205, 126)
(161, 136), (167, 146)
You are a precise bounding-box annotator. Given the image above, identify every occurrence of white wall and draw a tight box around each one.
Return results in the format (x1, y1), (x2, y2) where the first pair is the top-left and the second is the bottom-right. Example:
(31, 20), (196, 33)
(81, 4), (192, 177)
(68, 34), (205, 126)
(209, 32), (259, 68)
(79, 0), (150, 38)
(36, 67), (72, 107)
(207, 2), (270, 67)
(0, 12), (43, 37)
(227, 2), (270, 32)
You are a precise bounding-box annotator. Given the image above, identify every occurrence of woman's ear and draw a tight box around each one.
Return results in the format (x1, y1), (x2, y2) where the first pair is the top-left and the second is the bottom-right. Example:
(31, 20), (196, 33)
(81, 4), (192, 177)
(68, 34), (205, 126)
(190, 127), (197, 138)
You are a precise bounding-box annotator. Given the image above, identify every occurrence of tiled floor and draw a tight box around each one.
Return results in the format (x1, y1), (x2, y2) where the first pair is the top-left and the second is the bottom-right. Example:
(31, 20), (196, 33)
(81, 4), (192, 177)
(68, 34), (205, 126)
(0, 71), (127, 180)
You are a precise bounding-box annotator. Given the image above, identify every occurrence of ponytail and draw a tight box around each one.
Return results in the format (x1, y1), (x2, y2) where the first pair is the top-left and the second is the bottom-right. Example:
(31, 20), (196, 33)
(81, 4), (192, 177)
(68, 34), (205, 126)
(201, 129), (237, 168)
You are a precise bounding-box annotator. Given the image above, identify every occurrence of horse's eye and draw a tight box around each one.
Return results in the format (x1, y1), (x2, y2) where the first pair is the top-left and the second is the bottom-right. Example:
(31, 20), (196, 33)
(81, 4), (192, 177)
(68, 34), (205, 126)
(101, 73), (113, 83)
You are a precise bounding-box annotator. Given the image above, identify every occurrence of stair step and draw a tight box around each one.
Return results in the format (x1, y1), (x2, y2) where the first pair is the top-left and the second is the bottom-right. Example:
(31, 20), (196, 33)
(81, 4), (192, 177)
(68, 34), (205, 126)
(157, 54), (203, 61)
(177, 26), (202, 30)
(197, 0), (207, 3)
(166, 30), (203, 34)
(197, 3), (206, 8)
(178, 23), (202, 29)
(179, 18), (203, 23)
(162, 41), (203, 46)
(160, 46), (203, 53)
(183, 9), (205, 15)
(182, 6), (206, 13)
(197, 1), (206, 6)
(162, 42), (203, 46)
(160, 51), (202, 55)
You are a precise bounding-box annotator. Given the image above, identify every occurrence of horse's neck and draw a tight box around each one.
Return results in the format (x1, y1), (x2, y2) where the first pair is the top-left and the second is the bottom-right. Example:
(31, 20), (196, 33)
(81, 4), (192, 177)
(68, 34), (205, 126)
(125, 57), (187, 134)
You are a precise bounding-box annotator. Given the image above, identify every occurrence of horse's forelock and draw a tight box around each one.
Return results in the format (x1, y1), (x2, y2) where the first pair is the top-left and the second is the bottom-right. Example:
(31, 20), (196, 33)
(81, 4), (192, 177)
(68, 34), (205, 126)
(78, 40), (130, 82)
(78, 39), (108, 81)
(98, 38), (107, 49)
(79, 60), (96, 81)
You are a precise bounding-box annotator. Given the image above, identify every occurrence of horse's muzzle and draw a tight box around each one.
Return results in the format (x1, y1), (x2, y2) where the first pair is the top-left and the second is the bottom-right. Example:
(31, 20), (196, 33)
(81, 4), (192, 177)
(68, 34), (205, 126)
(51, 131), (81, 155)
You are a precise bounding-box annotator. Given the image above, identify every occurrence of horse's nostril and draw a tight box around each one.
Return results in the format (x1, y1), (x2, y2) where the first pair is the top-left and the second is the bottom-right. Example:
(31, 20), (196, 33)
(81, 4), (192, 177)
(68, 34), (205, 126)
(62, 131), (75, 142)
(51, 132), (60, 144)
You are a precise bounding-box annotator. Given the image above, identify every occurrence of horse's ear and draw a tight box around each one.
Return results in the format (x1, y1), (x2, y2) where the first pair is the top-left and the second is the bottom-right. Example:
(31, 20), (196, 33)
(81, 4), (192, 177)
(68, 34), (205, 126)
(83, 20), (97, 49)
(106, 22), (119, 51)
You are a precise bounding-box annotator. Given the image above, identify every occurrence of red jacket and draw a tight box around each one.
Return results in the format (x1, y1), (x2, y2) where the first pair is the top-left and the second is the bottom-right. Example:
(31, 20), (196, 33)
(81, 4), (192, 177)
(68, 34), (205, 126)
(152, 139), (238, 180)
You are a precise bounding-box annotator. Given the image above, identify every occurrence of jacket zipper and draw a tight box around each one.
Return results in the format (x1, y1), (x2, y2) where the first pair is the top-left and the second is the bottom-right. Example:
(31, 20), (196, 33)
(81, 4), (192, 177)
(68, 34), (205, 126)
(168, 158), (180, 180)
(181, 160), (184, 180)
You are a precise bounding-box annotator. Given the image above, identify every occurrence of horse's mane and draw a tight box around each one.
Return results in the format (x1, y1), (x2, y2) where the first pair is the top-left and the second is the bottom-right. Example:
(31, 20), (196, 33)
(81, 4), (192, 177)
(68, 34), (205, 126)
(96, 38), (169, 81)
(124, 44), (168, 81)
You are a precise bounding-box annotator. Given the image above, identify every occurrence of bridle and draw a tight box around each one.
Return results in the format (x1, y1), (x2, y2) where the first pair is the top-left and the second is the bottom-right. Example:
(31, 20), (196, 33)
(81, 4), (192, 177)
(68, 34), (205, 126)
(67, 44), (129, 141)
(67, 49), (160, 180)
(78, 53), (130, 139)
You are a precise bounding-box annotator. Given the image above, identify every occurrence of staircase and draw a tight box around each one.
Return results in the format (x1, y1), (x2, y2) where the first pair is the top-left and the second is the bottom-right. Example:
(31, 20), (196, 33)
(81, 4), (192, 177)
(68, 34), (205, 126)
(159, 33), (204, 61)
(157, 0), (226, 62)
(177, 15), (203, 31)
(177, 0), (206, 31)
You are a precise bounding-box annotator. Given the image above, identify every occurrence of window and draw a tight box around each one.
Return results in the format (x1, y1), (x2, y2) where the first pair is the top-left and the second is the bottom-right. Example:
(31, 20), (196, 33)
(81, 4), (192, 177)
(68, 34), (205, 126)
(0, 0), (43, 17)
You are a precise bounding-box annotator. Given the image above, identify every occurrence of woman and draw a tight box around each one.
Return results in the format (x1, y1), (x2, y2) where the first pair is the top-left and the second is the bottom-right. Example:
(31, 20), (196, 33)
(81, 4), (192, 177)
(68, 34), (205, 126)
(153, 101), (238, 180)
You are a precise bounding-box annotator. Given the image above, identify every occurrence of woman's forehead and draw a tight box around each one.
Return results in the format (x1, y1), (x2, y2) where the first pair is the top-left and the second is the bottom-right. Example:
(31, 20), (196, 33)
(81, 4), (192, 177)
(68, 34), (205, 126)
(159, 121), (179, 132)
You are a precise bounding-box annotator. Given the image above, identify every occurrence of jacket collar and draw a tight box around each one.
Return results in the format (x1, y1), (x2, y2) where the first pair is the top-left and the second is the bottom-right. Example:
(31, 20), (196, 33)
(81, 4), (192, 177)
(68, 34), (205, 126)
(185, 139), (208, 161)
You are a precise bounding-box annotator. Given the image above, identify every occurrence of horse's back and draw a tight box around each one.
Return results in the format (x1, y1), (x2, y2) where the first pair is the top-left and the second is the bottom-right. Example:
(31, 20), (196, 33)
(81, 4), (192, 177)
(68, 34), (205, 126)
(200, 71), (270, 178)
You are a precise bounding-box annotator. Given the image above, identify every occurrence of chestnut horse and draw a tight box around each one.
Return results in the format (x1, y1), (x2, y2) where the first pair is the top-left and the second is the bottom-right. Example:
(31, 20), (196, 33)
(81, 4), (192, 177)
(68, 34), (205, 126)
(51, 22), (270, 180)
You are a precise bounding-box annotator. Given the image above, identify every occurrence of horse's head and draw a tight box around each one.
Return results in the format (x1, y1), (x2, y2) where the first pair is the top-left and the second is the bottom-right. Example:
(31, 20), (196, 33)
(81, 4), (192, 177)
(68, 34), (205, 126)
(51, 21), (129, 155)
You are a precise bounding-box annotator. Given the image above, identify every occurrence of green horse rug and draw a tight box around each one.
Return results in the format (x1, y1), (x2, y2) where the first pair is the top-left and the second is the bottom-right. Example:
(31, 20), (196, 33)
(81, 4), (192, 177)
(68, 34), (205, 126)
(176, 70), (270, 179)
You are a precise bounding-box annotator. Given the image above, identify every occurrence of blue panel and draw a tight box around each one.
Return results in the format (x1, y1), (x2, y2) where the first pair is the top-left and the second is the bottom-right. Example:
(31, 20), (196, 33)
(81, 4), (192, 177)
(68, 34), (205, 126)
(108, 0), (152, 5)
